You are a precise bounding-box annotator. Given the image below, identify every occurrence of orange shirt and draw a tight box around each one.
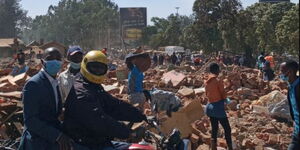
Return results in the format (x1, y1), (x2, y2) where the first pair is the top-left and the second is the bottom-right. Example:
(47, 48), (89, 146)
(205, 74), (227, 103)
(265, 56), (275, 68)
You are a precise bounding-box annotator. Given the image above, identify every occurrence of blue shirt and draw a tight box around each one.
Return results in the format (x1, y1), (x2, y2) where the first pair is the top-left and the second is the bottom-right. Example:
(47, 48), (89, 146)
(128, 66), (144, 93)
(11, 65), (29, 76)
(289, 78), (299, 136)
(257, 55), (264, 68)
(205, 99), (227, 118)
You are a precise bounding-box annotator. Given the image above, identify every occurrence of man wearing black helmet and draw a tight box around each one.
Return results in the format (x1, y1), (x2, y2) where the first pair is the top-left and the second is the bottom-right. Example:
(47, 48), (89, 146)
(63, 50), (147, 150)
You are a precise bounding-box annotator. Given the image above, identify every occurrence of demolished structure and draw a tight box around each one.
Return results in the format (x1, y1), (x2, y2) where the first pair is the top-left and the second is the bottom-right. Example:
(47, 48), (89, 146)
(0, 56), (295, 149)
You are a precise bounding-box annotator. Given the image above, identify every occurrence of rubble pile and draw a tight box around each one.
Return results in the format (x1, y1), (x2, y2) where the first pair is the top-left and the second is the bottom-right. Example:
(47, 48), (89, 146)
(0, 59), (294, 149)
(0, 65), (40, 148)
(190, 101), (293, 150)
(100, 61), (292, 149)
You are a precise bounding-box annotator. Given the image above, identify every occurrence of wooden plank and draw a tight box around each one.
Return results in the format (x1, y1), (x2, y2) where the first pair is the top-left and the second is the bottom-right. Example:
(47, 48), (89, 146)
(0, 125), (9, 139)
(9, 72), (27, 85)
(0, 91), (22, 99)
(0, 108), (20, 127)
(0, 75), (13, 83)
(13, 122), (23, 135)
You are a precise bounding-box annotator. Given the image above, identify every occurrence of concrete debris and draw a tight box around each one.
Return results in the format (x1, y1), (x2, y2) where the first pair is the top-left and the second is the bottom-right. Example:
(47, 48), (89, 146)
(159, 100), (204, 138)
(162, 70), (186, 87)
(0, 57), (294, 150)
(177, 86), (195, 98)
(252, 90), (292, 121)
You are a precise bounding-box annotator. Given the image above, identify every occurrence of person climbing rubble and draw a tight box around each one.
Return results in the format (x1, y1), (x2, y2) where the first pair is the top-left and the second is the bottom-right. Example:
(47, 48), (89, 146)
(125, 52), (151, 110)
(205, 63), (233, 150)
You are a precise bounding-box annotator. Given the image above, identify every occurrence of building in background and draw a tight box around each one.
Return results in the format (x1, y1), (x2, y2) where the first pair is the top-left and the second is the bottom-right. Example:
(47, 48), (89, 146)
(40, 41), (67, 56)
(0, 38), (25, 58)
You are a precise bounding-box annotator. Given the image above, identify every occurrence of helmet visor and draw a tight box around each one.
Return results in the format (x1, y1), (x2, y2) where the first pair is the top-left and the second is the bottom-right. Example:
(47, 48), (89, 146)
(86, 62), (108, 76)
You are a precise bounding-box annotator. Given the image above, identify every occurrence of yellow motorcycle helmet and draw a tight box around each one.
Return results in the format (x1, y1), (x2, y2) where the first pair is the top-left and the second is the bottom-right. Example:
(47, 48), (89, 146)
(81, 50), (109, 84)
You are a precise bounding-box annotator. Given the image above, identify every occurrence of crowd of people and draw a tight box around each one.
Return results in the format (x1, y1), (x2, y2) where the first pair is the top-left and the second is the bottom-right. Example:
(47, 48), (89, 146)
(12, 46), (299, 150)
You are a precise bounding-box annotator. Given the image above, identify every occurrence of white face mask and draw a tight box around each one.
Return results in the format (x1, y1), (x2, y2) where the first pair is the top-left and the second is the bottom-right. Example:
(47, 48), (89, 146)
(70, 62), (81, 70)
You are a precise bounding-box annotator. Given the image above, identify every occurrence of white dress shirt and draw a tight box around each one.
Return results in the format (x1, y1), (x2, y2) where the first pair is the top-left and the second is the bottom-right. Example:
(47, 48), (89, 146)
(41, 69), (59, 111)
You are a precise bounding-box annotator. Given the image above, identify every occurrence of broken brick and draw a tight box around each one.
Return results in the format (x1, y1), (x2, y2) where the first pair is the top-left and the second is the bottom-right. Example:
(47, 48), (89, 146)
(177, 86), (195, 98)
(242, 139), (256, 149)
(190, 133), (200, 144)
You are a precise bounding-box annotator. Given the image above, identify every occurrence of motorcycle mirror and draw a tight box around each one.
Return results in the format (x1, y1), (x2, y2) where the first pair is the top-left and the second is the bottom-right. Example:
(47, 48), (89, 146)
(153, 121), (158, 127)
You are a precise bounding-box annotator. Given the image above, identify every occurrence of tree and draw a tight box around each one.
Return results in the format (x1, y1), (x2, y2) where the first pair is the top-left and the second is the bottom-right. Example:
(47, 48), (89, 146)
(276, 4), (299, 55)
(255, 2), (294, 53)
(140, 26), (157, 46)
(140, 14), (193, 49)
(0, 0), (27, 38)
(23, 0), (119, 49)
(217, 0), (242, 52)
(191, 0), (223, 53)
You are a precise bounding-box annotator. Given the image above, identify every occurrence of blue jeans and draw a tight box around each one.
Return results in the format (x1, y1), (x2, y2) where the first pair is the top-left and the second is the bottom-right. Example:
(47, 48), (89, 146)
(288, 135), (300, 150)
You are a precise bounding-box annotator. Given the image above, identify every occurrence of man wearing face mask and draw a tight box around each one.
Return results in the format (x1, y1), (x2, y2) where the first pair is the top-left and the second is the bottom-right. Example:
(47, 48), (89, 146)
(19, 47), (73, 150)
(280, 60), (299, 150)
(58, 46), (84, 103)
(63, 51), (147, 150)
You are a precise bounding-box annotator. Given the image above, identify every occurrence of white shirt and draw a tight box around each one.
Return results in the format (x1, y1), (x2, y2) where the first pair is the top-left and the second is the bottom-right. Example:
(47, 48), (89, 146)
(58, 65), (78, 103)
(41, 69), (59, 111)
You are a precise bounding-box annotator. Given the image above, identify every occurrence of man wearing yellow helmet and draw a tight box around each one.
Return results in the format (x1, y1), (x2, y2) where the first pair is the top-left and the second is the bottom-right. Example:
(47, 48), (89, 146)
(62, 51), (147, 150)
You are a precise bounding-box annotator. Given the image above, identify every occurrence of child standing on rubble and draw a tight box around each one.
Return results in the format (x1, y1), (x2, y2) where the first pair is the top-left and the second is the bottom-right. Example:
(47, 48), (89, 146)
(205, 63), (233, 150)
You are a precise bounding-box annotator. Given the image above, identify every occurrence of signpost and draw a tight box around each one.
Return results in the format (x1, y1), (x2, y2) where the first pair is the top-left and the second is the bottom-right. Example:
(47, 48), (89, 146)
(120, 8), (147, 47)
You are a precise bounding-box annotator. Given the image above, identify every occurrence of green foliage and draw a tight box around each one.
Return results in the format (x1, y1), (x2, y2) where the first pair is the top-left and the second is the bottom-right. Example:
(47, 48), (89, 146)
(8, 0), (298, 57)
(21, 0), (119, 50)
(180, 1), (297, 58)
(276, 4), (299, 55)
(255, 2), (294, 53)
(140, 14), (194, 49)
(0, 0), (27, 38)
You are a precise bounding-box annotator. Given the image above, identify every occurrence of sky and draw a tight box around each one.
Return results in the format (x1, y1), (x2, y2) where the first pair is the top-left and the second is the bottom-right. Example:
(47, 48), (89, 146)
(20, 0), (299, 24)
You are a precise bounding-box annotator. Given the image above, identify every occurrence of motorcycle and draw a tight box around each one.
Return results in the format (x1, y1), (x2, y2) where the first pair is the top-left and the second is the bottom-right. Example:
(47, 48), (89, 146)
(124, 115), (191, 150)
(123, 90), (190, 150)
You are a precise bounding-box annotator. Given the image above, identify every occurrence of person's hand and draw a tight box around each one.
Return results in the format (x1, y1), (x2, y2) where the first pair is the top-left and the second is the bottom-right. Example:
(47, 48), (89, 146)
(129, 127), (146, 142)
(142, 114), (148, 123)
(56, 133), (73, 150)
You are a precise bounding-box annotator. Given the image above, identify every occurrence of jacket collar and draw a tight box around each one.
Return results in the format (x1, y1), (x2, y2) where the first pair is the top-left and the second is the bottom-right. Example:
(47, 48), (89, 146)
(78, 73), (104, 90)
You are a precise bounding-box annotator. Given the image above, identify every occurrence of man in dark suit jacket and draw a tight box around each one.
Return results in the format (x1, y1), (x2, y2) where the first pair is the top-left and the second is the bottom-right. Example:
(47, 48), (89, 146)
(19, 47), (72, 150)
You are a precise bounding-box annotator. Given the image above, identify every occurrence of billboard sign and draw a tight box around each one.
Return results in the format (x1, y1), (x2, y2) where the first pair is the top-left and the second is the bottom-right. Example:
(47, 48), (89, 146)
(120, 8), (147, 41)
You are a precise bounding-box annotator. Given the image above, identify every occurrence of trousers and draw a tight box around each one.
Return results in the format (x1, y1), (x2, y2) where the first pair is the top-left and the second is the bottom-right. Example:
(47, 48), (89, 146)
(209, 117), (232, 147)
